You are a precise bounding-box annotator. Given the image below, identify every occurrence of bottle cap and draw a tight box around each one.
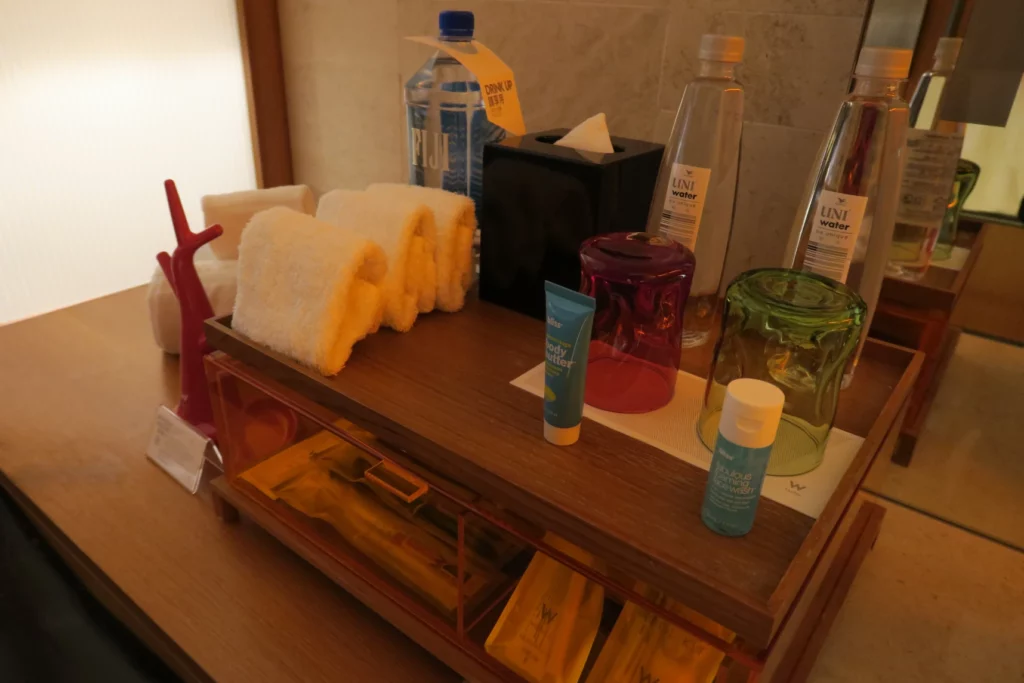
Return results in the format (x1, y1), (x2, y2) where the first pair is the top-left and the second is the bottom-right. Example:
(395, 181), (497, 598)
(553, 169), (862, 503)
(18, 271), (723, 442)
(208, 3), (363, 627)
(854, 47), (912, 79)
(544, 421), (580, 446)
(718, 379), (785, 449)
(439, 10), (474, 39)
(934, 37), (963, 71)
(699, 34), (745, 63)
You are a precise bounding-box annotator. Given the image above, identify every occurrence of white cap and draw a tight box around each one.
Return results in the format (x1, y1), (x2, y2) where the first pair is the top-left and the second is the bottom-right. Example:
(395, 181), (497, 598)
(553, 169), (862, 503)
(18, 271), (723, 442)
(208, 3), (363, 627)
(544, 421), (580, 446)
(717, 379), (785, 449)
(700, 34), (744, 63)
(934, 37), (962, 71)
(855, 47), (912, 79)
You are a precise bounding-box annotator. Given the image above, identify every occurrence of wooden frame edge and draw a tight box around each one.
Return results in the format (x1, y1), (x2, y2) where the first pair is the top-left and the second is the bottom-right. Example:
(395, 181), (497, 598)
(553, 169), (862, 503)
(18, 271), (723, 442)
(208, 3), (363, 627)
(236, 0), (293, 188)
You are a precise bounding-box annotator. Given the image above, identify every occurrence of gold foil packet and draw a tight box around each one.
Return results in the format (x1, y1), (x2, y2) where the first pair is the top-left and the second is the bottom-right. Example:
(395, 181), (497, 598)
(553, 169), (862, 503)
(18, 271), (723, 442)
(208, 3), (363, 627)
(485, 534), (604, 683)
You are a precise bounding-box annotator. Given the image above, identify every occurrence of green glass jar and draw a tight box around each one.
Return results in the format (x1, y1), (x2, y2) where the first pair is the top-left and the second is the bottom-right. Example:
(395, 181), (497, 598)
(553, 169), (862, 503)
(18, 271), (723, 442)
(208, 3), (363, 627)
(933, 158), (980, 262)
(697, 269), (867, 476)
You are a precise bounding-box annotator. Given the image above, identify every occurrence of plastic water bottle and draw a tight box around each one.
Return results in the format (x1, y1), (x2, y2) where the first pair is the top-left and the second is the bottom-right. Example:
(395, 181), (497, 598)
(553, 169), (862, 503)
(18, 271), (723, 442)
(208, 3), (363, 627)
(889, 37), (965, 273)
(783, 47), (910, 385)
(405, 10), (505, 216)
(647, 34), (744, 350)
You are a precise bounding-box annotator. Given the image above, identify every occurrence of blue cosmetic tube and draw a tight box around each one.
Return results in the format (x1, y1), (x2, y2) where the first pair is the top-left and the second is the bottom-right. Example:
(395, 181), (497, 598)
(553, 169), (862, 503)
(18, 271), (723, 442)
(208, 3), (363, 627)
(543, 281), (596, 446)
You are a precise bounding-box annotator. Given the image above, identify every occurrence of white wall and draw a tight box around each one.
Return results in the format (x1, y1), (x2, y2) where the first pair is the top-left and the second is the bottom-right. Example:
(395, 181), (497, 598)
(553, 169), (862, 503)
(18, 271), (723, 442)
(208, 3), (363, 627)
(0, 0), (256, 324)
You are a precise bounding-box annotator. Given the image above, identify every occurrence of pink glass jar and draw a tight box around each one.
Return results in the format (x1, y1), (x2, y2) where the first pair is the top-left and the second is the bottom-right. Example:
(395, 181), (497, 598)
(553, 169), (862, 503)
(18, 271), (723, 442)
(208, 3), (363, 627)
(580, 232), (695, 413)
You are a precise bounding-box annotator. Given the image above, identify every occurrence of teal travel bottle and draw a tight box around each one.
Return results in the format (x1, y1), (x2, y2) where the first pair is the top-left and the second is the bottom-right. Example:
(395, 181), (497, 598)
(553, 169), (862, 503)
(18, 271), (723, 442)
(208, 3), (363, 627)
(701, 379), (785, 536)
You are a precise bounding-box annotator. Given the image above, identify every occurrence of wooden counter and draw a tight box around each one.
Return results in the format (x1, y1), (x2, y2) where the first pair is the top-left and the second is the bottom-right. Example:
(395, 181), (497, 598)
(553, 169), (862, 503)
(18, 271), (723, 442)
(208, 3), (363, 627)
(0, 287), (457, 683)
(0, 286), (920, 683)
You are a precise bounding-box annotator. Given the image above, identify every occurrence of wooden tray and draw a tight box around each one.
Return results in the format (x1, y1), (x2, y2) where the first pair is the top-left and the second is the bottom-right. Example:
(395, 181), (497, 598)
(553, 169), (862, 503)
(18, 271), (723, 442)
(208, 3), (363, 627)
(205, 299), (921, 648)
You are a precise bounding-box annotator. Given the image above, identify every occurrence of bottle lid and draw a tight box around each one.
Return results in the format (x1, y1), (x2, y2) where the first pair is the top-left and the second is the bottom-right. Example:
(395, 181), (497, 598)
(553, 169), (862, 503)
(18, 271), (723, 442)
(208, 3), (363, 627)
(854, 47), (912, 79)
(718, 379), (785, 449)
(544, 421), (580, 446)
(439, 10), (474, 39)
(699, 34), (744, 63)
(934, 37), (963, 71)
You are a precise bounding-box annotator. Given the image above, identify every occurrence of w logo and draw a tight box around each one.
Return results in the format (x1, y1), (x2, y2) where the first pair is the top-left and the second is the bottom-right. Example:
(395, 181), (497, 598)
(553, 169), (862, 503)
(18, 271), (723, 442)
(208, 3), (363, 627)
(638, 666), (660, 683)
(789, 480), (807, 492)
(538, 604), (558, 624)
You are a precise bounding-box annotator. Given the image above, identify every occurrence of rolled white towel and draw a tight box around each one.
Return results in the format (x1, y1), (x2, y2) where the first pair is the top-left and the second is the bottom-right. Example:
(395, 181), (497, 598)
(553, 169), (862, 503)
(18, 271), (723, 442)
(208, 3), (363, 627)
(317, 189), (437, 332)
(147, 259), (238, 354)
(202, 185), (315, 261)
(234, 207), (387, 375)
(366, 183), (475, 312)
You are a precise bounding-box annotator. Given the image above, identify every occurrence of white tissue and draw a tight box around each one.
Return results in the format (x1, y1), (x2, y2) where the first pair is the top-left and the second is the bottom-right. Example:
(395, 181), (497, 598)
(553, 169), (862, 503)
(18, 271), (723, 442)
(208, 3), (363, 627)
(554, 113), (615, 154)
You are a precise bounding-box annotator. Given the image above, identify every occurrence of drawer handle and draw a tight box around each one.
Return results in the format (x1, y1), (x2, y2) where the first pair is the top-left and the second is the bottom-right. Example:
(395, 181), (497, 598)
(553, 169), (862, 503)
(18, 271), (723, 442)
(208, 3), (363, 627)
(364, 461), (429, 504)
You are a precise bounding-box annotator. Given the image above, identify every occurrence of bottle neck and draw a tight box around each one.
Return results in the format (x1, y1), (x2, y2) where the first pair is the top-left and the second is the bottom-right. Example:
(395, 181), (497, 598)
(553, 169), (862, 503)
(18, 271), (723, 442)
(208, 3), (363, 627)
(438, 34), (472, 43)
(698, 60), (738, 80)
(851, 74), (904, 98)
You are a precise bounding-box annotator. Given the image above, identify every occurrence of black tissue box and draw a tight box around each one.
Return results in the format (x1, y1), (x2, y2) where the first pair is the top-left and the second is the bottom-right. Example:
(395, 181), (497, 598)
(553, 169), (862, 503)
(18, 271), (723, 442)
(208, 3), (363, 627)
(479, 129), (664, 320)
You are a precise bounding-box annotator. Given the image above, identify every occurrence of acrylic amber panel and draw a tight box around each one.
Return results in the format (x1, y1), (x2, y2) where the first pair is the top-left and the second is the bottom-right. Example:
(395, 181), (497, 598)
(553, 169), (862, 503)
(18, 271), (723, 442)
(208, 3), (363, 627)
(206, 353), (531, 631)
(206, 355), (316, 482)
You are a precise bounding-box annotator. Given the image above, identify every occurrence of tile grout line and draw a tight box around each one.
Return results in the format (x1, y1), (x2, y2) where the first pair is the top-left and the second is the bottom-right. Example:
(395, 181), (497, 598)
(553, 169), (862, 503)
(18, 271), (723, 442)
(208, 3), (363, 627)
(740, 121), (827, 135)
(958, 328), (1024, 349)
(653, 2), (672, 118)
(863, 489), (1024, 556)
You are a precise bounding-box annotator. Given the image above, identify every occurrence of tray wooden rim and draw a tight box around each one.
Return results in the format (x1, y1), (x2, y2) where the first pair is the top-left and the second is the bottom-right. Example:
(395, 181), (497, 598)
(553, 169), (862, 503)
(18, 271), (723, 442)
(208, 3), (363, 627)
(205, 303), (921, 647)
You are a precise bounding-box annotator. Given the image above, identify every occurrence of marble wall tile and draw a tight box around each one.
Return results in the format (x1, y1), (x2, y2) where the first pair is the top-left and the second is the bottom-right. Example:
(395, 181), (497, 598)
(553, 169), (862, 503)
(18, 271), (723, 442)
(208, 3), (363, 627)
(739, 13), (863, 130)
(397, 0), (667, 141)
(279, 0), (404, 194)
(566, 0), (670, 6)
(279, 0), (868, 217)
(285, 61), (407, 195)
(721, 122), (824, 285)
(651, 108), (676, 143)
(700, 0), (866, 16)
(660, 7), (864, 132)
(658, 4), (745, 111)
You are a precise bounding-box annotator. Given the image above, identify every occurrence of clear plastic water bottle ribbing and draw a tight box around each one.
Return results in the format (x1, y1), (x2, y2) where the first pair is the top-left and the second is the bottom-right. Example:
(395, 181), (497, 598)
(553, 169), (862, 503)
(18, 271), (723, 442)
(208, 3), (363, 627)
(647, 34), (745, 350)
(404, 10), (505, 219)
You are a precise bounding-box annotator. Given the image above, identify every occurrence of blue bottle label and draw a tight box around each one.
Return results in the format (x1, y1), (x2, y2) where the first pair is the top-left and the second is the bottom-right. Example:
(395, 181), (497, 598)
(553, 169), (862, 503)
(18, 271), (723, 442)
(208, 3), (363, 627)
(701, 433), (773, 536)
(406, 100), (503, 215)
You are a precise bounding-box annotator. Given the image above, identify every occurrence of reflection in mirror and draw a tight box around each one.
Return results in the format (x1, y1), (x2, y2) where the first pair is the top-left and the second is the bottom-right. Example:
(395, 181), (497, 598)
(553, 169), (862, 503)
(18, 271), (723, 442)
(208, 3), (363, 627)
(863, 0), (1024, 554)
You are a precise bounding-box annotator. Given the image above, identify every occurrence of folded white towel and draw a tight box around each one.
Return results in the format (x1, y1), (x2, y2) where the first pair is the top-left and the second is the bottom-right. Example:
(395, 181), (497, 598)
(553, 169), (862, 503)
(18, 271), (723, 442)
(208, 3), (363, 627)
(366, 184), (475, 312)
(147, 259), (238, 354)
(316, 189), (437, 332)
(203, 185), (315, 261)
(233, 207), (387, 375)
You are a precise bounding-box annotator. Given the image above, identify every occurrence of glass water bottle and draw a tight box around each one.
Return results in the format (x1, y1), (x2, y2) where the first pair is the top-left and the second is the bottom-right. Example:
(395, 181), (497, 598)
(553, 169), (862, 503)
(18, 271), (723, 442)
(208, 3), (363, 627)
(647, 34), (744, 350)
(783, 47), (910, 384)
(888, 37), (965, 278)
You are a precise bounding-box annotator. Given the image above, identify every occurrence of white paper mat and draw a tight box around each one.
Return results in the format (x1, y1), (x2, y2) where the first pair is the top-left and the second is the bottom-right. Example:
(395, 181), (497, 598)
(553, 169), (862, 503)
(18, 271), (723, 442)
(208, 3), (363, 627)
(933, 245), (970, 272)
(511, 363), (863, 518)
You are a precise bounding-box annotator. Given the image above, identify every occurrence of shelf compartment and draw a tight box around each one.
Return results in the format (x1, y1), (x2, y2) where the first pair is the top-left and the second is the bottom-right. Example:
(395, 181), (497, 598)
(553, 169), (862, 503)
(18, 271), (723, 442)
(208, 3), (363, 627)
(204, 298), (921, 678)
